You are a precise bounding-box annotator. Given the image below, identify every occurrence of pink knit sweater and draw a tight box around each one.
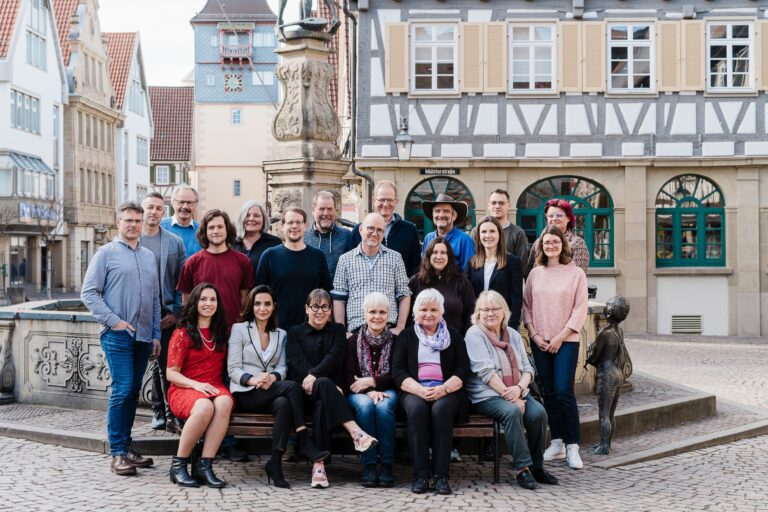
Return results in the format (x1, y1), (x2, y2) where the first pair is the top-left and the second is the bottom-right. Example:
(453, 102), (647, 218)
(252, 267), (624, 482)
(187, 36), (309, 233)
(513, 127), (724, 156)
(523, 263), (588, 342)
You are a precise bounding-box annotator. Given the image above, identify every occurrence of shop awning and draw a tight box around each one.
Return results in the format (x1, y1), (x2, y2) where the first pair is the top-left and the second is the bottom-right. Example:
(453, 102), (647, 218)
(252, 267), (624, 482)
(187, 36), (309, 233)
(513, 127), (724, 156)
(8, 152), (54, 174)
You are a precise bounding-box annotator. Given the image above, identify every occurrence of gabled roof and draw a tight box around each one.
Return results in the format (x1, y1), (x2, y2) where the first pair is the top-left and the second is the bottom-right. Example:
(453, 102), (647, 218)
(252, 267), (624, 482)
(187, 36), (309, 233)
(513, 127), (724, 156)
(52, 0), (79, 65)
(190, 0), (275, 23)
(0, 0), (22, 59)
(104, 32), (136, 110)
(149, 86), (194, 162)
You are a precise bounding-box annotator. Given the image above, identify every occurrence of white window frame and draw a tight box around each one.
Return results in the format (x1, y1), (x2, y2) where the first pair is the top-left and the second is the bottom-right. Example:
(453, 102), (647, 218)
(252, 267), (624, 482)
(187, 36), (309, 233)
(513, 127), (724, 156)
(155, 165), (170, 185)
(136, 137), (148, 166)
(252, 70), (274, 86)
(231, 109), (241, 125)
(206, 74), (215, 86)
(507, 23), (557, 94)
(607, 23), (655, 93)
(410, 23), (459, 94)
(210, 35), (218, 47)
(706, 21), (754, 92)
(26, 30), (47, 70)
(253, 31), (275, 47)
(10, 90), (40, 134)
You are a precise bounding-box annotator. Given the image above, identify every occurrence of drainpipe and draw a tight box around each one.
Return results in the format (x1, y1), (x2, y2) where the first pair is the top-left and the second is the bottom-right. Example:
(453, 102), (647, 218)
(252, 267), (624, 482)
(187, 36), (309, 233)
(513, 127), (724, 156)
(342, 0), (373, 212)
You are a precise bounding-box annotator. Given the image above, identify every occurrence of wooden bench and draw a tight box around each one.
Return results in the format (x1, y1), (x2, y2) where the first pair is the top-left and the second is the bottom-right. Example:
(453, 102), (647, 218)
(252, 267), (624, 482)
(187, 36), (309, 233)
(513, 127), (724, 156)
(226, 413), (502, 483)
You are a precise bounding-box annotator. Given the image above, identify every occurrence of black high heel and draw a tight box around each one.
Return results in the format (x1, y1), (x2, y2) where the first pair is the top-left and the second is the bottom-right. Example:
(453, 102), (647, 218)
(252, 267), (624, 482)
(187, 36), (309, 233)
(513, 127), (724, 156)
(169, 456), (199, 487)
(265, 459), (290, 489)
(192, 457), (226, 488)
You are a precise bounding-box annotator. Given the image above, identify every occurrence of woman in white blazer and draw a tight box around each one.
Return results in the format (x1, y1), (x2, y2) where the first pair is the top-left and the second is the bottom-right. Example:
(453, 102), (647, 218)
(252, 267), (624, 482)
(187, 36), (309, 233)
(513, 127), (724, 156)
(228, 285), (329, 488)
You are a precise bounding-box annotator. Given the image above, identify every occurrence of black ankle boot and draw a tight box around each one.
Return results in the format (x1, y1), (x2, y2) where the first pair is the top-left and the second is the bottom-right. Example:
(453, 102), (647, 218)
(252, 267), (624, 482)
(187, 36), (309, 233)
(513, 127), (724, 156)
(297, 432), (330, 463)
(192, 457), (226, 488)
(265, 458), (290, 488)
(169, 456), (199, 487)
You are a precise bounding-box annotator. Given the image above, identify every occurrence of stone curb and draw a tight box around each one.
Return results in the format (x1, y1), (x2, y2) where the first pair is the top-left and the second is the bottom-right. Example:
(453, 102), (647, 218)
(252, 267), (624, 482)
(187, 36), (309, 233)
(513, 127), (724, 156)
(0, 421), (108, 454)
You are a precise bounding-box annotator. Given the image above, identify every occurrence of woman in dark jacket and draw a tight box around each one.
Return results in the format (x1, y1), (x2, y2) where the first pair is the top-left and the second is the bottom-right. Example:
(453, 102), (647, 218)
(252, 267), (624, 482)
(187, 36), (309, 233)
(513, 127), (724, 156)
(392, 288), (470, 496)
(466, 216), (523, 330)
(286, 288), (378, 489)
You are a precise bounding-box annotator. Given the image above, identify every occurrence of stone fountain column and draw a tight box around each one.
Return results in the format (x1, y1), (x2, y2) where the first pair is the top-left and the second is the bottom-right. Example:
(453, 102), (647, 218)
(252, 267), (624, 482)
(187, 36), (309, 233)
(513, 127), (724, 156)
(264, 31), (349, 223)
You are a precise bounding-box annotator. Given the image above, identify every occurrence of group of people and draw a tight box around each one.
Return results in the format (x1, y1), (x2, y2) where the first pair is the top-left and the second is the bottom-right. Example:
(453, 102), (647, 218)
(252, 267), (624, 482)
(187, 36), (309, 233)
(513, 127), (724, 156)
(81, 180), (589, 494)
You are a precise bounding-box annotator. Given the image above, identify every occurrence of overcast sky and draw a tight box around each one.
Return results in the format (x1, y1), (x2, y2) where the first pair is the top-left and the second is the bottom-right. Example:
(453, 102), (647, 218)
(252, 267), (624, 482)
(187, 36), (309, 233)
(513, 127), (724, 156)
(98, 0), (296, 86)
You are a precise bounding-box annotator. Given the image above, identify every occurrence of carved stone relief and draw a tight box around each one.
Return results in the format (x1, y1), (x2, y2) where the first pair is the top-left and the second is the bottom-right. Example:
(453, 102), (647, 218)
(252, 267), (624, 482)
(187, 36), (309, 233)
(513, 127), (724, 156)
(32, 336), (110, 393)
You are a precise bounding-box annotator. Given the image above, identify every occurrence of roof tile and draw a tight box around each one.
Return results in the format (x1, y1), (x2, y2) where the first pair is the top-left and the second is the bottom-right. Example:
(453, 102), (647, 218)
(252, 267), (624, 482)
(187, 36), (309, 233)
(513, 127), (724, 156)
(149, 86), (194, 162)
(0, 0), (22, 59)
(104, 32), (136, 110)
(52, 0), (79, 65)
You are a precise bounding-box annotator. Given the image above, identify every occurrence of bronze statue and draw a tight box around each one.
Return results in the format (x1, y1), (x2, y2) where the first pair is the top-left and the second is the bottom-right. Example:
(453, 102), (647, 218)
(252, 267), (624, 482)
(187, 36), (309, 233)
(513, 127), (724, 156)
(277, 0), (340, 39)
(586, 295), (631, 455)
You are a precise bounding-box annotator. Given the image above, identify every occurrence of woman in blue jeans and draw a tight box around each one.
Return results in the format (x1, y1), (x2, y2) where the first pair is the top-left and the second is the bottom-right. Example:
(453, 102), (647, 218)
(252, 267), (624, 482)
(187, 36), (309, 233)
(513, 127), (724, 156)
(344, 292), (398, 487)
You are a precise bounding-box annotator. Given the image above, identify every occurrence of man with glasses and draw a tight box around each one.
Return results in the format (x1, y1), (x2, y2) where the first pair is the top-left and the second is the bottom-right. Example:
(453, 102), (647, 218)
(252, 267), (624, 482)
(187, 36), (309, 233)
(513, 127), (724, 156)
(256, 207), (332, 330)
(332, 213), (411, 335)
(471, 189), (529, 270)
(351, 181), (421, 277)
(161, 185), (201, 257)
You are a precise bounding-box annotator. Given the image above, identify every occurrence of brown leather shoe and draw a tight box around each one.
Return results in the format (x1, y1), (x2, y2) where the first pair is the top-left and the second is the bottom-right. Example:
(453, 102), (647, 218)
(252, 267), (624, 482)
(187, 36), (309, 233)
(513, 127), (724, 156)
(111, 455), (137, 476)
(125, 448), (154, 468)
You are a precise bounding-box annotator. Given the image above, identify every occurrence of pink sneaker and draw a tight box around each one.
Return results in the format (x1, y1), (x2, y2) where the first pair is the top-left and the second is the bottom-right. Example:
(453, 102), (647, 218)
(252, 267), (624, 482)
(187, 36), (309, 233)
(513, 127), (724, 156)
(311, 461), (329, 488)
(353, 431), (378, 452)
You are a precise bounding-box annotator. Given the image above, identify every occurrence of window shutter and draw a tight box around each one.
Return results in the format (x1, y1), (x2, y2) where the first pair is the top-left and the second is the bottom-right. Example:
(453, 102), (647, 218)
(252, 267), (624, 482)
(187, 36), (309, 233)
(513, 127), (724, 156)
(559, 22), (582, 92)
(483, 22), (507, 93)
(681, 20), (705, 91)
(150, 166), (156, 184)
(169, 166), (176, 185)
(582, 22), (605, 92)
(758, 21), (768, 90)
(385, 22), (409, 93)
(657, 22), (681, 91)
(460, 23), (484, 93)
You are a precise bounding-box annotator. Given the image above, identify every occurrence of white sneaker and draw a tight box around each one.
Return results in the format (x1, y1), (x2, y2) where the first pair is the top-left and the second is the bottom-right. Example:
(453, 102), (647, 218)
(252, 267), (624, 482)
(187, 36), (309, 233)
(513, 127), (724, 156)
(566, 444), (583, 469)
(543, 439), (565, 461)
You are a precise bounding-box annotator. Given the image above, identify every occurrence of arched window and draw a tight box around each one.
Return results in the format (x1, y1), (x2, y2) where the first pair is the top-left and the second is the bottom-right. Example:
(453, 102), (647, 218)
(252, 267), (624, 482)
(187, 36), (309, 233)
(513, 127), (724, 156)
(516, 176), (614, 267)
(404, 177), (476, 239)
(655, 174), (725, 267)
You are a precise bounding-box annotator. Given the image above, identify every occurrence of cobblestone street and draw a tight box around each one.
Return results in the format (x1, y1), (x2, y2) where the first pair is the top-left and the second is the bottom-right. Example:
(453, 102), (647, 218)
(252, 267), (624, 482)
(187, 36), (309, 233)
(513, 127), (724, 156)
(1, 337), (767, 512)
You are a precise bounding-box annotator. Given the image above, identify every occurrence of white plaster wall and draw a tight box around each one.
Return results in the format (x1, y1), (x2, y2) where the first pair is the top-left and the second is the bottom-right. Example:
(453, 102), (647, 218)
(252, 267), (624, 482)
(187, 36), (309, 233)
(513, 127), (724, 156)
(119, 52), (152, 202)
(656, 276), (729, 335)
(588, 276), (617, 304)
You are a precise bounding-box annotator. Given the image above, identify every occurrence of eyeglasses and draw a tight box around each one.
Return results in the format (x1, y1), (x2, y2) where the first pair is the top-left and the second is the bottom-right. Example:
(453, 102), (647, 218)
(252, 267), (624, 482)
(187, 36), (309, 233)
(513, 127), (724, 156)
(542, 240), (562, 247)
(365, 226), (385, 235)
(546, 213), (566, 220)
(375, 198), (396, 204)
(479, 307), (502, 314)
(174, 200), (197, 206)
(308, 304), (331, 312)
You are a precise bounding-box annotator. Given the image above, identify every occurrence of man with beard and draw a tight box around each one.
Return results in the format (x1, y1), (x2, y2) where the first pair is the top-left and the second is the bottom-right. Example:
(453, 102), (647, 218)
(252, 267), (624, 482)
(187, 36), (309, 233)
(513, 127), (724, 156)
(421, 194), (475, 271)
(161, 185), (201, 257)
(141, 193), (187, 433)
(332, 213), (411, 335)
(256, 207), (332, 330)
(304, 190), (353, 279)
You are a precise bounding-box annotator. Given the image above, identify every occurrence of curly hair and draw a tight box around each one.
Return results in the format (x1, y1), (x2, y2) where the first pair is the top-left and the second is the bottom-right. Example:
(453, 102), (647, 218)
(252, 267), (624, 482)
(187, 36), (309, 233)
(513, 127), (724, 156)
(197, 209), (237, 249)
(178, 283), (228, 352)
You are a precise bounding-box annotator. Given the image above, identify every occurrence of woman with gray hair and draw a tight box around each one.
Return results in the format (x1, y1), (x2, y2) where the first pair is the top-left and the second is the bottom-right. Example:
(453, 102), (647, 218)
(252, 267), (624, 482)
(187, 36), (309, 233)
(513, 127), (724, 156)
(344, 292), (398, 488)
(232, 200), (281, 274)
(392, 288), (470, 495)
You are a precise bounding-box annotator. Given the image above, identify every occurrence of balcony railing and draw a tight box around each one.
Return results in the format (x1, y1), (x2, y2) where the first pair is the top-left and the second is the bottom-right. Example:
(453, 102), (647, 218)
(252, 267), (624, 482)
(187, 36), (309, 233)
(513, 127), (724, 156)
(221, 45), (252, 58)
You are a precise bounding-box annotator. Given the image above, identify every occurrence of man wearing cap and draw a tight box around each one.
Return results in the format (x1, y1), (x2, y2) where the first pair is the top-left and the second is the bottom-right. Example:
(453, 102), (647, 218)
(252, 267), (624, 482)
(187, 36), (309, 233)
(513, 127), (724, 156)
(421, 193), (475, 271)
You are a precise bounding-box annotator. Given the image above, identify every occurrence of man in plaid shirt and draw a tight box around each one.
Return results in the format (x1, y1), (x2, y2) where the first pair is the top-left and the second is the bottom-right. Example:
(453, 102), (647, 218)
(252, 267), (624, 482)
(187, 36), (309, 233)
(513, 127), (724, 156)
(332, 213), (412, 336)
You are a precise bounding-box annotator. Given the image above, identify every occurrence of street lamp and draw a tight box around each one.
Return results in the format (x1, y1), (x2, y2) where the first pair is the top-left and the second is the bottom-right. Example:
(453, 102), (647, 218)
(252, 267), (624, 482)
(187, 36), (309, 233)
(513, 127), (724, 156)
(395, 116), (413, 161)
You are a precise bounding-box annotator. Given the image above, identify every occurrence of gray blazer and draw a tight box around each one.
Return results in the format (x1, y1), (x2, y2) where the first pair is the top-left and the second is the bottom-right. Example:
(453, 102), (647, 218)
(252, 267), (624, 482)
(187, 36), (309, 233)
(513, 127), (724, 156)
(227, 322), (287, 393)
(141, 227), (186, 316)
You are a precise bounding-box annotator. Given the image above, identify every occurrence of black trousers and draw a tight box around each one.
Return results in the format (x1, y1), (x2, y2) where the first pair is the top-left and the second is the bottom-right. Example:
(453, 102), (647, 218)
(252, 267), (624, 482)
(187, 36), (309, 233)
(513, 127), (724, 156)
(234, 380), (305, 452)
(401, 392), (462, 477)
(304, 377), (355, 452)
(150, 324), (174, 418)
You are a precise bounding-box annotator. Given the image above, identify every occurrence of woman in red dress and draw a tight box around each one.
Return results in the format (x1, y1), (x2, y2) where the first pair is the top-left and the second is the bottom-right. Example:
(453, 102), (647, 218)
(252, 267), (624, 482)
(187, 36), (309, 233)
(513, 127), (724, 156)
(167, 282), (234, 488)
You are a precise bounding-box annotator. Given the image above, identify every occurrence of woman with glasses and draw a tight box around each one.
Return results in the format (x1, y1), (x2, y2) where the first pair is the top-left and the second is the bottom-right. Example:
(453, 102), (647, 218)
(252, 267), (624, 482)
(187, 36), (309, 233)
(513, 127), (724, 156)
(286, 289), (378, 488)
(526, 199), (589, 276)
(523, 225), (588, 470)
(232, 201), (281, 275)
(465, 290), (558, 490)
(228, 285), (329, 489)
(466, 216), (523, 330)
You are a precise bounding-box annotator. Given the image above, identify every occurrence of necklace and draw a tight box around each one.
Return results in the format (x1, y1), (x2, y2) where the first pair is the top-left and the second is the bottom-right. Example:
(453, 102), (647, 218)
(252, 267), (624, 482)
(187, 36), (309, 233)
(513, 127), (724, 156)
(199, 327), (215, 352)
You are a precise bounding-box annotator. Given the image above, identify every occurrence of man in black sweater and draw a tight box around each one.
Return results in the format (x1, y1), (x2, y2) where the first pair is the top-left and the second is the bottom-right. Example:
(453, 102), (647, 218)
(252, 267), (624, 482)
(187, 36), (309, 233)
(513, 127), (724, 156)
(255, 207), (332, 330)
(351, 180), (422, 277)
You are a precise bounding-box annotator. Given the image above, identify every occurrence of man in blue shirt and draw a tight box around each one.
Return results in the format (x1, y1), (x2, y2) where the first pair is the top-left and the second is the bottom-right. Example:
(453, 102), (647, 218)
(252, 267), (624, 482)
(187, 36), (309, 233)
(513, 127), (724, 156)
(160, 185), (201, 257)
(421, 193), (475, 270)
(81, 202), (161, 476)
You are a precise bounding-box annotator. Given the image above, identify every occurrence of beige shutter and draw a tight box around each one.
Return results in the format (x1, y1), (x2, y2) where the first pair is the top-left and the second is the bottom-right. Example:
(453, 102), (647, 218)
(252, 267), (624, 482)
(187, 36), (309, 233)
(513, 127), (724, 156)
(758, 21), (768, 90)
(582, 22), (605, 92)
(657, 21), (681, 91)
(484, 22), (507, 93)
(460, 23), (484, 93)
(385, 22), (409, 93)
(559, 22), (582, 92)
(680, 20), (705, 91)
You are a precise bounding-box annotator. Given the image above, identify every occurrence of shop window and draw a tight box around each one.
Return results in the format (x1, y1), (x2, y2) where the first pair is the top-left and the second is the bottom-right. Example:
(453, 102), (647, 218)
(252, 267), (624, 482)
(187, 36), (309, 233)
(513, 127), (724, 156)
(655, 174), (725, 267)
(404, 177), (476, 239)
(516, 176), (614, 267)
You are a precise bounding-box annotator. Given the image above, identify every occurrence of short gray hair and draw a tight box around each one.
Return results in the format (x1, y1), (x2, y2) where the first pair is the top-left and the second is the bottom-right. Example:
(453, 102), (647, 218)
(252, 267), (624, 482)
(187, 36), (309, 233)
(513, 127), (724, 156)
(312, 190), (337, 208)
(412, 288), (445, 315)
(374, 180), (397, 198)
(171, 184), (199, 202)
(236, 200), (270, 238)
(363, 292), (389, 315)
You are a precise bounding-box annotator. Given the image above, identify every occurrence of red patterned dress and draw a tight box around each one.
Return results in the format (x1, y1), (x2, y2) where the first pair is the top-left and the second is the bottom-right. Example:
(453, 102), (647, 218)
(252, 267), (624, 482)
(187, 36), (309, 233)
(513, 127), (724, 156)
(167, 327), (232, 420)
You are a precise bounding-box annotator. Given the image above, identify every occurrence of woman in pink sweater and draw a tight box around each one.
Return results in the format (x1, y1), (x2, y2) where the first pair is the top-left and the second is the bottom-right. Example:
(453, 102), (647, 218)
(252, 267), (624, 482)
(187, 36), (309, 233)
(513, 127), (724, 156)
(523, 225), (588, 470)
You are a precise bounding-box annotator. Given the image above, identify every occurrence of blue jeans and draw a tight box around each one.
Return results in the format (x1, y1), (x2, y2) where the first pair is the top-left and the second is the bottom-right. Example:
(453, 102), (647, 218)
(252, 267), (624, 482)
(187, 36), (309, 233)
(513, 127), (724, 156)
(100, 330), (152, 456)
(347, 389), (398, 465)
(531, 341), (581, 444)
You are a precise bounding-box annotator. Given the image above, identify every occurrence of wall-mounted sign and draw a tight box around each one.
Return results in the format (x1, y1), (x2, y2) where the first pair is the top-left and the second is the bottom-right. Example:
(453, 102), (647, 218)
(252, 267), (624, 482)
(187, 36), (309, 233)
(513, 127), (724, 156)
(19, 203), (58, 223)
(420, 168), (460, 176)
